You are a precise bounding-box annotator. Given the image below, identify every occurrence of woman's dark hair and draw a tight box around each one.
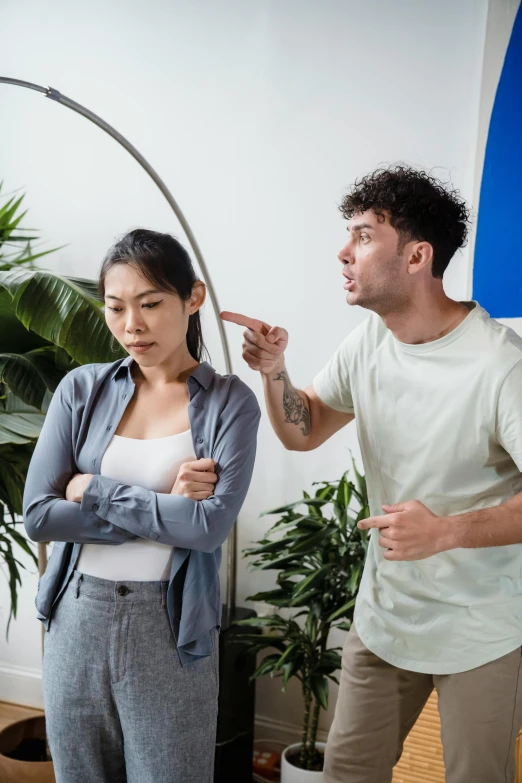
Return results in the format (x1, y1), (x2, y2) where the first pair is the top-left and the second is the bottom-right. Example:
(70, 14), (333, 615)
(339, 165), (471, 278)
(99, 229), (208, 362)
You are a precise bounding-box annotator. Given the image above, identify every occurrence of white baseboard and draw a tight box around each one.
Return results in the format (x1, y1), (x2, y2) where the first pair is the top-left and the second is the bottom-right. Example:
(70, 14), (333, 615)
(0, 662), (43, 709)
(255, 713), (328, 748)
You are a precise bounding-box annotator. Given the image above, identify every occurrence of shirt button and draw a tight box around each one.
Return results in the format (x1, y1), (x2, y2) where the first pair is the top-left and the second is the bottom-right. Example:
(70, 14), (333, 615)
(192, 401), (198, 407)
(196, 437), (203, 444)
(107, 425), (112, 431)
(92, 504), (99, 512)
(117, 585), (130, 596)
(123, 394), (127, 400)
(92, 459), (96, 466)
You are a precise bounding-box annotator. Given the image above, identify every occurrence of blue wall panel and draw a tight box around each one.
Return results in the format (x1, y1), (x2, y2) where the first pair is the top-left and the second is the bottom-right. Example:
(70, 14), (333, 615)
(472, 2), (522, 317)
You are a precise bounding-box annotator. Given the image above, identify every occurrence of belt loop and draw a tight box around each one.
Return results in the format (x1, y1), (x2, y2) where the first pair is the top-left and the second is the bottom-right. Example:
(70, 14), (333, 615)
(75, 572), (83, 598)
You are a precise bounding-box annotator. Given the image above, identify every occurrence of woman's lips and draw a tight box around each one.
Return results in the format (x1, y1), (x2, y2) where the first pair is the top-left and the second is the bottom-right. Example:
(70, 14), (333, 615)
(129, 343), (154, 353)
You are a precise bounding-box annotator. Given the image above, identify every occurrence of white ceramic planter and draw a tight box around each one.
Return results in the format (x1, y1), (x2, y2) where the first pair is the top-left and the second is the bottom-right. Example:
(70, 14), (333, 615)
(281, 742), (326, 783)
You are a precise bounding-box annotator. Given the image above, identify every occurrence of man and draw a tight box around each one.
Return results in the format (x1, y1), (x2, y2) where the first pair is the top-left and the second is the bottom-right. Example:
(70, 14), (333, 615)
(221, 165), (522, 783)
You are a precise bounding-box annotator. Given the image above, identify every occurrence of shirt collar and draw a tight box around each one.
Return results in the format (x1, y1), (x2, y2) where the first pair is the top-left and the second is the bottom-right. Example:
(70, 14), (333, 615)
(111, 356), (215, 390)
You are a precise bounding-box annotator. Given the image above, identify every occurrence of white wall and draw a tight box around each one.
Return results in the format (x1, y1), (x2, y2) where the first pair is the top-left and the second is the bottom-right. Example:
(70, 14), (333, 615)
(0, 0), (491, 742)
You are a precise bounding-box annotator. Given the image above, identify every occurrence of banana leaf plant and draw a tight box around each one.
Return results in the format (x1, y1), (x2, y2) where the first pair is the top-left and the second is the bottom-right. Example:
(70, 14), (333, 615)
(237, 464), (370, 772)
(0, 188), (124, 632)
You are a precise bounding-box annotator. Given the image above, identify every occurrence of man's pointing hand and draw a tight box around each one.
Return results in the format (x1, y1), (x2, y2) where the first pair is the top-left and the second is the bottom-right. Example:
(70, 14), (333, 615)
(220, 311), (288, 374)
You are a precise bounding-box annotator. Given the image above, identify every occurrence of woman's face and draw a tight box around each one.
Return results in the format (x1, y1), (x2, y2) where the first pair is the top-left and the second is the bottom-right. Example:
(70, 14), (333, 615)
(103, 263), (205, 365)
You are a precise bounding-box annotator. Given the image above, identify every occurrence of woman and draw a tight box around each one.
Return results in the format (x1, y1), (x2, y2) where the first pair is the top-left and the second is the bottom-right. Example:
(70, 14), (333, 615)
(23, 229), (261, 783)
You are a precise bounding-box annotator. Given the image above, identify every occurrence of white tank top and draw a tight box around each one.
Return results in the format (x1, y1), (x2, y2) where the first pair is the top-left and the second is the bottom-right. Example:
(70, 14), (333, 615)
(77, 429), (196, 581)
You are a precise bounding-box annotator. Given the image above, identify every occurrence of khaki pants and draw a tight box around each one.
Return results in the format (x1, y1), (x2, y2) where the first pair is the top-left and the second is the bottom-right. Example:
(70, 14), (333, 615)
(324, 624), (522, 783)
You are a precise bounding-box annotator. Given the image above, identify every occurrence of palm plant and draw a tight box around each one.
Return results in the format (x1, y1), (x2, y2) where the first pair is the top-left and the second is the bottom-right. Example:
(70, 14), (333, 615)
(0, 185), (123, 632)
(237, 464), (370, 772)
(0, 182), (59, 271)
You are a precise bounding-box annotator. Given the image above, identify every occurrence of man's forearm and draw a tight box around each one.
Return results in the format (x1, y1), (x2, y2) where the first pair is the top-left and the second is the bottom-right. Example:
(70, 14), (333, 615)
(262, 363), (312, 451)
(443, 490), (522, 550)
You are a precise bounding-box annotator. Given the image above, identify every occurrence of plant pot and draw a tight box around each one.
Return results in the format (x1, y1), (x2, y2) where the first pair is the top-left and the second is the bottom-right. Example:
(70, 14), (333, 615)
(281, 741), (326, 782)
(0, 716), (55, 782)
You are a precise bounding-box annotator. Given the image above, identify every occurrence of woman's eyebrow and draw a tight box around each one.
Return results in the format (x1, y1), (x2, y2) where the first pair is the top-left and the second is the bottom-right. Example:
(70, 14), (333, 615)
(105, 289), (161, 301)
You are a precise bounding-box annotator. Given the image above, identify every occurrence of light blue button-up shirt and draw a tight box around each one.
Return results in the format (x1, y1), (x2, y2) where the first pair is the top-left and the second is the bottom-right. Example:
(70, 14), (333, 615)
(23, 356), (260, 663)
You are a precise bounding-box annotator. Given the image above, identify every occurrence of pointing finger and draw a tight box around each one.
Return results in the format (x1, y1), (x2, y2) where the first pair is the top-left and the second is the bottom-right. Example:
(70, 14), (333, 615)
(220, 311), (270, 335)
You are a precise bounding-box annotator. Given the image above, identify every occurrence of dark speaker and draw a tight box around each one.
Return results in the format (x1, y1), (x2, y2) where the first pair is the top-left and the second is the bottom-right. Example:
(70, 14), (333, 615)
(214, 606), (259, 783)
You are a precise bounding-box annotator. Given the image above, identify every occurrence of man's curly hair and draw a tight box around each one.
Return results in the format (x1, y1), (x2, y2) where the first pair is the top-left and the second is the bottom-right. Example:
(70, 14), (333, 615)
(339, 165), (471, 278)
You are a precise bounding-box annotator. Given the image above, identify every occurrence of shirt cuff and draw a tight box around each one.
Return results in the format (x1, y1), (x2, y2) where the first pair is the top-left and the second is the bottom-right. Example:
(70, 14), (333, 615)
(80, 474), (120, 519)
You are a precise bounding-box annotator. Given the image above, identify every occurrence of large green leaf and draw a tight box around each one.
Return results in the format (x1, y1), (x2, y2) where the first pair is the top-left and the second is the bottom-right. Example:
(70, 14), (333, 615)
(0, 347), (66, 409)
(0, 389), (45, 445)
(310, 675), (329, 710)
(0, 288), (49, 354)
(292, 565), (332, 597)
(0, 267), (125, 364)
(0, 443), (32, 517)
(66, 276), (102, 302)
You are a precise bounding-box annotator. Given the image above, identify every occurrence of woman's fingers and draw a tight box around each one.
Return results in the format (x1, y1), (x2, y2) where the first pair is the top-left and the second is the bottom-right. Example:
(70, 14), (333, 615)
(184, 483), (215, 494)
(189, 458), (216, 472)
(181, 470), (217, 484)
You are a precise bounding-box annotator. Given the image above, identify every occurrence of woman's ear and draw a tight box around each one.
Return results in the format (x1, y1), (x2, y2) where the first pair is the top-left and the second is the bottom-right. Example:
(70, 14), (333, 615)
(188, 281), (206, 314)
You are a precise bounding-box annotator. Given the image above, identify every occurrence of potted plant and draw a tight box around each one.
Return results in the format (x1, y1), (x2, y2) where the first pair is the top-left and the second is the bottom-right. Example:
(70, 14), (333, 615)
(0, 186), (123, 779)
(237, 465), (370, 781)
(0, 185), (124, 625)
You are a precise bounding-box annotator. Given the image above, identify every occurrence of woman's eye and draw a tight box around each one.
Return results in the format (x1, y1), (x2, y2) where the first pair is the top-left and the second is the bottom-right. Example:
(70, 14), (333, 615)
(106, 301), (161, 313)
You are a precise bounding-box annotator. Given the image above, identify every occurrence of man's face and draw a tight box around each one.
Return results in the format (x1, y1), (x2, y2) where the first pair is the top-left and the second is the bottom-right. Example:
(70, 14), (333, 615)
(338, 209), (409, 313)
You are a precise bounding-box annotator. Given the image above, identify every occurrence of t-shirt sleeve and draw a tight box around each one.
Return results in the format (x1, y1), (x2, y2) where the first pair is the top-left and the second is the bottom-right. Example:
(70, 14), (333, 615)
(496, 358), (522, 472)
(312, 334), (354, 414)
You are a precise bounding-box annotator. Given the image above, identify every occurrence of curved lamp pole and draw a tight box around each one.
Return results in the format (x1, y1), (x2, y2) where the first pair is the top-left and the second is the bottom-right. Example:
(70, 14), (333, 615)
(0, 77), (238, 619)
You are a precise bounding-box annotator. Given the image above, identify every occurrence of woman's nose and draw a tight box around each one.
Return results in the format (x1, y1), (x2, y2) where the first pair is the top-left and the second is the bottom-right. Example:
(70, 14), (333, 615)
(125, 309), (146, 332)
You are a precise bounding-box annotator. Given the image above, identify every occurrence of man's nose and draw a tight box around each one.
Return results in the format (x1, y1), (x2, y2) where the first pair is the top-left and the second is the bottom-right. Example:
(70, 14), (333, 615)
(338, 241), (354, 264)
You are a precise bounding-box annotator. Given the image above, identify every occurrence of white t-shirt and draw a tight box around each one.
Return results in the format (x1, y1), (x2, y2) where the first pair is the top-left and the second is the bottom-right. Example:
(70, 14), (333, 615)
(313, 301), (522, 674)
(77, 429), (196, 581)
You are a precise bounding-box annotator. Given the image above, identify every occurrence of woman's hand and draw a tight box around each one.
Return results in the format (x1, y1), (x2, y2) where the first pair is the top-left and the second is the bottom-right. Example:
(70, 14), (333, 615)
(65, 473), (94, 503)
(171, 459), (217, 500)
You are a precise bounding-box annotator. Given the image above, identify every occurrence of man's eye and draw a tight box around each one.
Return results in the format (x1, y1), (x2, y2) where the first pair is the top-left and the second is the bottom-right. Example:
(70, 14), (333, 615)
(360, 234), (370, 242)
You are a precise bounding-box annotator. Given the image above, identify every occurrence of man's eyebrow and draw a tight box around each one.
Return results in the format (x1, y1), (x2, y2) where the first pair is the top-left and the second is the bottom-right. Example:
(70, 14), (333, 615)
(105, 289), (161, 301)
(347, 223), (374, 233)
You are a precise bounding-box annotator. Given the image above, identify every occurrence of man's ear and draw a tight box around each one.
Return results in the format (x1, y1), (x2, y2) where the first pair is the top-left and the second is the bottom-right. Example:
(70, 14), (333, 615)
(407, 241), (433, 276)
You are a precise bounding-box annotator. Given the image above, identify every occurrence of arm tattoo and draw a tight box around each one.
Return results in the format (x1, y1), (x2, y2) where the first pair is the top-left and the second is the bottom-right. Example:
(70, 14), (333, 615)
(273, 371), (310, 436)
